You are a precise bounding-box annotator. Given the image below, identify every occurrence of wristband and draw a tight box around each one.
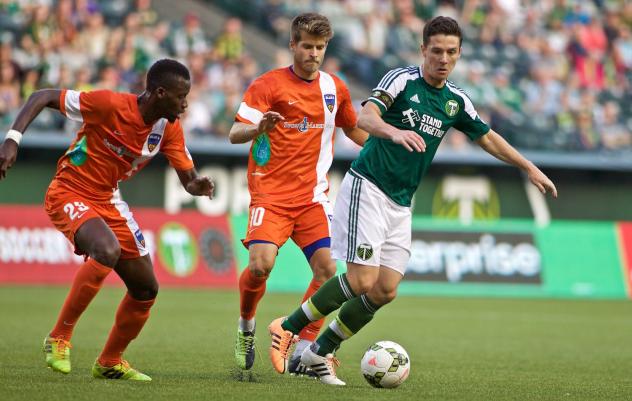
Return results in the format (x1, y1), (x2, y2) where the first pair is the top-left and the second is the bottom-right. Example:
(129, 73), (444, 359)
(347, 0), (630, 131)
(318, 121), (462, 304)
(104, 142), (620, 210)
(5, 129), (22, 145)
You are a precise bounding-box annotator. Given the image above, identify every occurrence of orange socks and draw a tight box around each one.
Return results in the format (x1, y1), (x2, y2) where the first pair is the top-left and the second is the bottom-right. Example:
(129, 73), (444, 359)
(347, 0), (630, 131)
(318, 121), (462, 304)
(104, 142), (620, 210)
(238, 268), (324, 341)
(50, 258), (112, 340)
(238, 268), (268, 320)
(98, 293), (155, 367)
(298, 278), (324, 342)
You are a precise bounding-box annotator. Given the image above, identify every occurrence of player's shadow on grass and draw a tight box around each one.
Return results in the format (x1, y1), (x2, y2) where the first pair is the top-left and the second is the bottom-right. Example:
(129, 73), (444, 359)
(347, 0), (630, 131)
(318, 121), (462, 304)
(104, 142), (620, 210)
(230, 368), (258, 383)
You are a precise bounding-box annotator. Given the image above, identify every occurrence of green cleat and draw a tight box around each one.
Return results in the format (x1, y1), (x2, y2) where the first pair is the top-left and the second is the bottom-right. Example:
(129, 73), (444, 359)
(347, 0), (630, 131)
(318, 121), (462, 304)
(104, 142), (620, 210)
(43, 335), (72, 374)
(234, 328), (256, 370)
(92, 360), (152, 381)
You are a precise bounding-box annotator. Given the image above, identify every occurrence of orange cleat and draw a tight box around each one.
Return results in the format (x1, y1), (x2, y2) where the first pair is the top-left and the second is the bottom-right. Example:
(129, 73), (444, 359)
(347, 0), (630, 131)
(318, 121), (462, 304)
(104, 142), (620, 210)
(268, 317), (298, 374)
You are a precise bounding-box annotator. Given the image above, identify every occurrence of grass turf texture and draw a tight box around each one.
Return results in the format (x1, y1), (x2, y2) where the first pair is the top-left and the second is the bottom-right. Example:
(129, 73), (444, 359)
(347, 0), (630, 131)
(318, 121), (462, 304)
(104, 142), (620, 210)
(1, 286), (631, 401)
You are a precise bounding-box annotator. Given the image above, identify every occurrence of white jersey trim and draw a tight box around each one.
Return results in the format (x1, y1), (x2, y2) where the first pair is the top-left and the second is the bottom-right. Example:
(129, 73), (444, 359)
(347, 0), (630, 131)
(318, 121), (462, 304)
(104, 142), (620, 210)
(124, 118), (168, 178)
(237, 102), (264, 125)
(110, 189), (148, 257)
(372, 66), (421, 105)
(446, 81), (480, 121)
(313, 71), (337, 203)
(64, 90), (83, 122)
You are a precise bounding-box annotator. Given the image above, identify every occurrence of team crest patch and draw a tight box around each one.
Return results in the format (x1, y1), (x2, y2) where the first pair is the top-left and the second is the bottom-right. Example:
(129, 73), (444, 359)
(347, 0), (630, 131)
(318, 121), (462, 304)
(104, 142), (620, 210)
(147, 133), (162, 152)
(324, 94), (336, 112)
(445, 100), (459, 117)
(134, 229), (146, 248)
(357, 243), (373, 261)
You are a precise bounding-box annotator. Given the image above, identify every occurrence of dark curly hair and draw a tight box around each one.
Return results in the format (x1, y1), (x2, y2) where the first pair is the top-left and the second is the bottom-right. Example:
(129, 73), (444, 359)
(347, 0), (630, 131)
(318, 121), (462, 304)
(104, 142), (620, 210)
(146, 59), (190, 91)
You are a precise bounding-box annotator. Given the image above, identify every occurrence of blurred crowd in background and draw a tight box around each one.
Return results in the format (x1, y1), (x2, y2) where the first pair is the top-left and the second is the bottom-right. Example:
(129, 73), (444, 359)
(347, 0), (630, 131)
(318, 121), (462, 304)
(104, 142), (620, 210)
(1, 0), (631, 153)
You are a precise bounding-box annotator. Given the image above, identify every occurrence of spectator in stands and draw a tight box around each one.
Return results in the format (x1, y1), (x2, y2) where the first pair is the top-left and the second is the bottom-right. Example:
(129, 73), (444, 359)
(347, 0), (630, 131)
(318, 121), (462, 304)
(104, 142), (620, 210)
(1, 0), (631, 151)
(598, 101), (631, 151)
(214, 17), (244, 62)
(172, 13), (209, 57)
(0, 60), (20, 124)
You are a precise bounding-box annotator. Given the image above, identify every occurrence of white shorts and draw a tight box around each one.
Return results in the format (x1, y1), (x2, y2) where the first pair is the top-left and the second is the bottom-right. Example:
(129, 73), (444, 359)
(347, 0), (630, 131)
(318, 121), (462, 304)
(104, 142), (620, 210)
(331, 170), (411, 274)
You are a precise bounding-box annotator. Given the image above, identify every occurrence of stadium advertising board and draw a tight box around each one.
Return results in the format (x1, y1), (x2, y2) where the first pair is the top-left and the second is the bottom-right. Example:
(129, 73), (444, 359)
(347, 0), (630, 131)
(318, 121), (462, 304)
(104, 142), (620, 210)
(405, 230), (541, 284)
(396, 219), (627, 299)
(0, 205), (237, 287)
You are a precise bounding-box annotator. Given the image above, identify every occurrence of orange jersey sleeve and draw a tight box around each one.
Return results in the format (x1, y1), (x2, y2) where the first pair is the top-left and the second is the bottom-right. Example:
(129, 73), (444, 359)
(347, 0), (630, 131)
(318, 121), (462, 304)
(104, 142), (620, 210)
(160, 119), (194, 171)
(59, 89), (113, 124)
(235, 76), (273, 125)
(333, 76), (358, 128)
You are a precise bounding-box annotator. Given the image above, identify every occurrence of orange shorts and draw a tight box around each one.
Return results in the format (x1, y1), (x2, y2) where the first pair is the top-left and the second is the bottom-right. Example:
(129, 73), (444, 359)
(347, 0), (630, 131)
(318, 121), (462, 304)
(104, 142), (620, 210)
(243, 201), (333, 258)
(44, 180), (148, 259)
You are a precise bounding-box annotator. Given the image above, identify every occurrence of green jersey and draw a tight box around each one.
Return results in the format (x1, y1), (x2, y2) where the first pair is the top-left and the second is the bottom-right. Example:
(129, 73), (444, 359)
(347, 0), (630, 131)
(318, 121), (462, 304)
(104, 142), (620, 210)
(351, 66), (490, 206)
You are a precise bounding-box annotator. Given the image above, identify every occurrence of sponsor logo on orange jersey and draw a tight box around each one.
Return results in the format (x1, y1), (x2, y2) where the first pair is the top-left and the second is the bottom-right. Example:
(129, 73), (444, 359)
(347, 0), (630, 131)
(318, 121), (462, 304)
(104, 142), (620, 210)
(283, 117), (334, 133)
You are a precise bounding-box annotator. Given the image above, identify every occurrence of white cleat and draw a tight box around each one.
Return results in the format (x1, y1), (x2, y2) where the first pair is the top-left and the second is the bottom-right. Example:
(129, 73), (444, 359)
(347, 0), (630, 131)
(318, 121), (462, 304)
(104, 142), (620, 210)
(300, 346), (346, 386)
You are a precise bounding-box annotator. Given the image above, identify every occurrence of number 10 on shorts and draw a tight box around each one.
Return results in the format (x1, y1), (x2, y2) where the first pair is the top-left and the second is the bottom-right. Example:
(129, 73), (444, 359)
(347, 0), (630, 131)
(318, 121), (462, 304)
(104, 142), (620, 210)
(249, 207), (265, 228)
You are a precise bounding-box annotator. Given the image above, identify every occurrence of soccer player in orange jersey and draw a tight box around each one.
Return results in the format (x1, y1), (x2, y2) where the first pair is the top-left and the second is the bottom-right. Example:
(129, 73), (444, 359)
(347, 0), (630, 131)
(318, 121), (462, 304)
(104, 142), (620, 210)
(228, 13), (368, 373)
(0, 59), (214, 381)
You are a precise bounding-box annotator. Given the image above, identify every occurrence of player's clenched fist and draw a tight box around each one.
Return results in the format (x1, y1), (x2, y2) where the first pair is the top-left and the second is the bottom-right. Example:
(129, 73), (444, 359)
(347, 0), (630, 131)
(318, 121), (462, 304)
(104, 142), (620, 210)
(0, 137), (19, 180)
(185, 176), (215, 199)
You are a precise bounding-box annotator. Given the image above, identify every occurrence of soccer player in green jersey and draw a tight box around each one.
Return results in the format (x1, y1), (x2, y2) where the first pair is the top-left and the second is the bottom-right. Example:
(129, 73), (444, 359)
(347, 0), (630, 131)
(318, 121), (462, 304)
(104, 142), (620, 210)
(268, 16), (557, 385)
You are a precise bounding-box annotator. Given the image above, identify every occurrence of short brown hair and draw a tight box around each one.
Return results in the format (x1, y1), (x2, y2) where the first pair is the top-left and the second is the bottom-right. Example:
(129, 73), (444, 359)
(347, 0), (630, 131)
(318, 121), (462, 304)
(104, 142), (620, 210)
(423, 16), (462, 47)
(290, 13), (333, 43)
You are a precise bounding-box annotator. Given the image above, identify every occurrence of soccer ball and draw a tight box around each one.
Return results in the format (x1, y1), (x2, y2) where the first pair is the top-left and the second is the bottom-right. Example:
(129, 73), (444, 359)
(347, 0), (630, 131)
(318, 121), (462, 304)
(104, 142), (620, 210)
(360, 340), (410, 388)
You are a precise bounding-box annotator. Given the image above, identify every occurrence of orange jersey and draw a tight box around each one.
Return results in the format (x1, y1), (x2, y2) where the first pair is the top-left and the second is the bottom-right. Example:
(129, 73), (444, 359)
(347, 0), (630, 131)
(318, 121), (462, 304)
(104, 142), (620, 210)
(235, 67), (357, 206)
(55, 89), (194, 202)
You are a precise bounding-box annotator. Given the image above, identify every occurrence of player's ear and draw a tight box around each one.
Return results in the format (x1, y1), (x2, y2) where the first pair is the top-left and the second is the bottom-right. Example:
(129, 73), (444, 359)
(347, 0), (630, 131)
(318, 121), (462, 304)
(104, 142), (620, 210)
(156, 87), (166, 98)
(289, 40), (296, 52)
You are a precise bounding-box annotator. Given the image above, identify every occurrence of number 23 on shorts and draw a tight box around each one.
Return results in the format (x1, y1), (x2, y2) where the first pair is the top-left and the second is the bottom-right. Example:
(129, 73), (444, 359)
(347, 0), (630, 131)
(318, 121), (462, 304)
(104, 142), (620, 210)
(63, 201), (90, 221)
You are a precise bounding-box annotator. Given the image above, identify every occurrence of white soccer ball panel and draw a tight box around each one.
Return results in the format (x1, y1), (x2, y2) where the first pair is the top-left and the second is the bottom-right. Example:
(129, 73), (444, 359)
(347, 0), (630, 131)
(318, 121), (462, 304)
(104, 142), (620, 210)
(360, 340), (411, 389)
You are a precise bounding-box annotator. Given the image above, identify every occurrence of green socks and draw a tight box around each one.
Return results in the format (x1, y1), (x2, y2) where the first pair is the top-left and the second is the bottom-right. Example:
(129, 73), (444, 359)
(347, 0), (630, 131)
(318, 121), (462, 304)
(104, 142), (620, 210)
(315, 294), (380, 356)
(282, 274), (356, 334)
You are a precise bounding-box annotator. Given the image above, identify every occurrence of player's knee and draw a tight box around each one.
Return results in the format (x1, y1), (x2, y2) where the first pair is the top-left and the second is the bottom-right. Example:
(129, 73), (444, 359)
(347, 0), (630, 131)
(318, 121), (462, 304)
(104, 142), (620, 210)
(90, 241), (121, 267)
(369, 286), (398, 306)
(130, 280), (159, 301)
(312, 260), (336, 282)
(248, 254), (274, 277)
(348, 273), (378, 295)
(377, 288), (398, 305)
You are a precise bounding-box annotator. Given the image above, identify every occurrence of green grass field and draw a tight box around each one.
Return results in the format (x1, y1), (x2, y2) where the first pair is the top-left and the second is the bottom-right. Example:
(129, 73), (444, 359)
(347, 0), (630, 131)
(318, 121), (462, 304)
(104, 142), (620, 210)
(1, 286), (631, 401)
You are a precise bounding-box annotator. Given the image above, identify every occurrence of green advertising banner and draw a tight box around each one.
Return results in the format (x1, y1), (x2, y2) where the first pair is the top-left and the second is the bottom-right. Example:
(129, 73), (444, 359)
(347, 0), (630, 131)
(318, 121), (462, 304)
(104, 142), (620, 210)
(230, 215), (627, 299)
(398, 218), (626, 299)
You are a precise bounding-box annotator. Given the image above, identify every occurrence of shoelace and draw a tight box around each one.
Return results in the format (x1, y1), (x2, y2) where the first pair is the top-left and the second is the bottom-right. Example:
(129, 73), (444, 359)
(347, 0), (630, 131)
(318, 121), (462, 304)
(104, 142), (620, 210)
(239, 334), (256, 354)
(325, 355), (341, 376)
(279, 332), (298, 359)
(52, 338), (72, 358)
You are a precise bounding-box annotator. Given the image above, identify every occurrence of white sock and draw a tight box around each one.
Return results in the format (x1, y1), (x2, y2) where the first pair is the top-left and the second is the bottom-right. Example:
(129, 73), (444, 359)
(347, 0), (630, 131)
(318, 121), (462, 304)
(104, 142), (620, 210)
(239, 317), (255, 332)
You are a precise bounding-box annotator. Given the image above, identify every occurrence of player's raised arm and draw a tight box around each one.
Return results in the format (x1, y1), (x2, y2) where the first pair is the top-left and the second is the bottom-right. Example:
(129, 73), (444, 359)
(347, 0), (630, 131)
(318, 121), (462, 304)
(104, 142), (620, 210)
(228, 111), (285, 144)
(358, 102), (426, 153)
(0, 89), (61, 180)
(476, 129), (558, 197)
